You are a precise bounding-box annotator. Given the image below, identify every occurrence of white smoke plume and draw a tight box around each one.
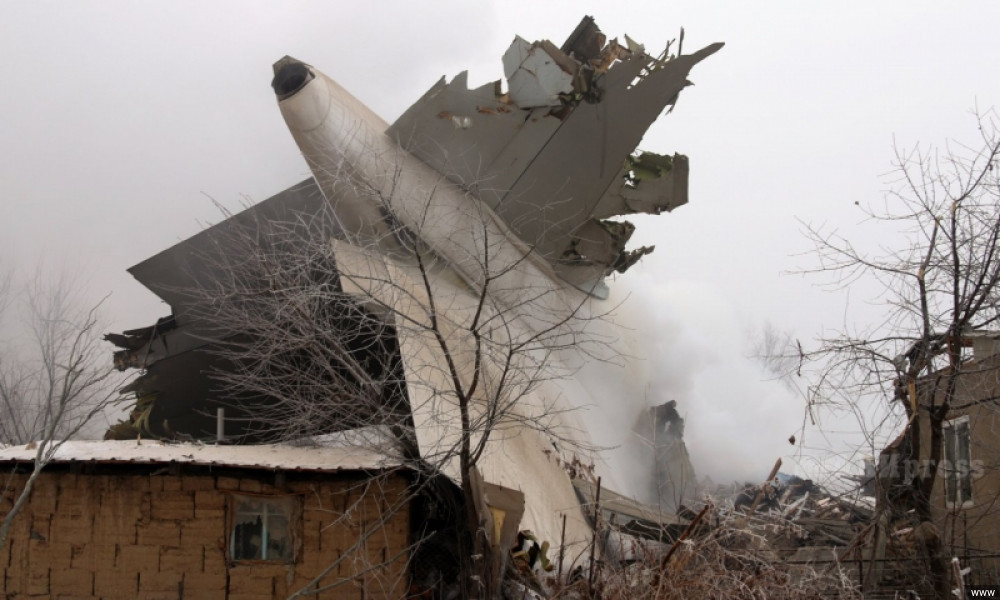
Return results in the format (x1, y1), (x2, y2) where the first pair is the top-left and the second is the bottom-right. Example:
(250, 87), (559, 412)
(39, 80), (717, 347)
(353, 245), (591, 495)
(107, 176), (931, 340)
(586, 274), (805, 493)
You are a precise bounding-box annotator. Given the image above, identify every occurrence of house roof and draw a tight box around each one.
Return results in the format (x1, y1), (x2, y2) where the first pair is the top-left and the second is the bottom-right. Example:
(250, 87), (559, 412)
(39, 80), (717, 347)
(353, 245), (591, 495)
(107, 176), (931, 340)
(0, 437), (403, 474)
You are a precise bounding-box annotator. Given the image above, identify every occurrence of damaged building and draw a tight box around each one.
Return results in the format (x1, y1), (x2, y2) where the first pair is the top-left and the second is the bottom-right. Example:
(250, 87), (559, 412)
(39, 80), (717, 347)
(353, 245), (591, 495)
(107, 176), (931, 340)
(869, 332), (1000, 594)
(3, 17), (724, 598)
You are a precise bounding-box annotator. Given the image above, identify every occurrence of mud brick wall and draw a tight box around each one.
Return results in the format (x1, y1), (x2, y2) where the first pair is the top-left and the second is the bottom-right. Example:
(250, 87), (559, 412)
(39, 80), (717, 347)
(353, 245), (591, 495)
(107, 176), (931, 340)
(0, 467), (411, 600)
(933, 401), (1000, 584)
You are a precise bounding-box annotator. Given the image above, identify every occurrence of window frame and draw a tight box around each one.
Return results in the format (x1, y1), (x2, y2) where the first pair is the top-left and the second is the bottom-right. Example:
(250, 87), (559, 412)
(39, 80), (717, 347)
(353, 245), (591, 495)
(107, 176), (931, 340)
(942, 415), (974, 509)
(226, 491), (301, 564)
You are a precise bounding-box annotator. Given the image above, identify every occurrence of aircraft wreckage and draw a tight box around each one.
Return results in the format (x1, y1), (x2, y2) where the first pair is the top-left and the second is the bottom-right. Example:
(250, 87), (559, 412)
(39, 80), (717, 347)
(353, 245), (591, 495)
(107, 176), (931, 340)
(107, 17), (722, 559)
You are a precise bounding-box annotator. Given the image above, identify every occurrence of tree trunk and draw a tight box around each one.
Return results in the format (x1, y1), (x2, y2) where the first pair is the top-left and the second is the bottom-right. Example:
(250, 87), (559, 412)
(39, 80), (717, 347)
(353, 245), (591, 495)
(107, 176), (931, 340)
(459, 474), (496, 599)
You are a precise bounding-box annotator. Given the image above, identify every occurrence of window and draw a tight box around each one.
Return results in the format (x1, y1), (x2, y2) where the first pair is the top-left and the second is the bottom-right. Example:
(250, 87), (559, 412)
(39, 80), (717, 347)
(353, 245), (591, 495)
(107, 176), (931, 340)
(228, 494), (298, 562)
(943, 416), (973, 507)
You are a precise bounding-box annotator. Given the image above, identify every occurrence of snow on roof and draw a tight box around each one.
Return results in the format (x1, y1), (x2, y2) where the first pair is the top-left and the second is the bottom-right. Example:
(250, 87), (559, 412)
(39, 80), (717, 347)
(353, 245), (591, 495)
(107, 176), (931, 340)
(0, 438), (402, 473)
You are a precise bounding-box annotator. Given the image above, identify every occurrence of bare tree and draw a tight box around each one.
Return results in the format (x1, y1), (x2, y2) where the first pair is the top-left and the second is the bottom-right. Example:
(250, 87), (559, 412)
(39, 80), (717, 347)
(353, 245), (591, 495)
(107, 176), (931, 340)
(154, 158), (610, 597)
(0, 271), (123, 548)
(799, 108), (1000, 597)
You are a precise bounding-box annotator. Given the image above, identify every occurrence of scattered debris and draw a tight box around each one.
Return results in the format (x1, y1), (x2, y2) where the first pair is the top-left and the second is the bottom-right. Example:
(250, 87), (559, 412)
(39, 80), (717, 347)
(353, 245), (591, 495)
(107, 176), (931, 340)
(710, 472), (873, 556)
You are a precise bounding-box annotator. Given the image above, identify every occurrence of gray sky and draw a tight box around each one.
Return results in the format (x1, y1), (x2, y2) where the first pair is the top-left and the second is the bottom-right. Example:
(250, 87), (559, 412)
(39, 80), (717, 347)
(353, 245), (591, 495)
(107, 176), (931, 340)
(3, 1), (999, 482)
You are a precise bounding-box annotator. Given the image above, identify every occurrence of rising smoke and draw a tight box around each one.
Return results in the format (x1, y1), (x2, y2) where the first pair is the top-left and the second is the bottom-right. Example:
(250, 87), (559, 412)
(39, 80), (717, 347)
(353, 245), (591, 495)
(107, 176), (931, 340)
(574, 275), (805, 500)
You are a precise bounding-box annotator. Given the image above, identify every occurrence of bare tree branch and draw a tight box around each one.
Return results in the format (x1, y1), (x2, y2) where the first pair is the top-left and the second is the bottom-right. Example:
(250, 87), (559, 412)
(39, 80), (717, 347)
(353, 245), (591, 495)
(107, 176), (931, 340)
(0, 270), (123, 548)
(797, 108), (1000, 597)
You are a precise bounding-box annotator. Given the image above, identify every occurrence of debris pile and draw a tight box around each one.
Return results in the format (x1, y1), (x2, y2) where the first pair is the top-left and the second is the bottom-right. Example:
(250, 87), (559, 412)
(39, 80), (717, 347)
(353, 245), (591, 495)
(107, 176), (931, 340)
(496, 470), (873, 599)
(510, 501), (864, 600)
(711, 473), (875, 559)
(592, 518), (863, 600)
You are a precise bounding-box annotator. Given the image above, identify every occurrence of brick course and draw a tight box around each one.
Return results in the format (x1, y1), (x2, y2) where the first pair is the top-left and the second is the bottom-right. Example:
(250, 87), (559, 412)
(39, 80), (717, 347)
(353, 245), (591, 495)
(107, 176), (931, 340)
(1, 468), (411, 599)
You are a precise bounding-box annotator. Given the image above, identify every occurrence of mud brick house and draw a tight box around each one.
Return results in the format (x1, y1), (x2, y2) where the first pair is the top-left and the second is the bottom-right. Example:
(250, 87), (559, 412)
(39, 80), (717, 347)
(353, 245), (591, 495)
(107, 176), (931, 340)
(0, 440), (418, 599)
(925, 349), (1000, 584)
(874, 333), (1000, 591)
